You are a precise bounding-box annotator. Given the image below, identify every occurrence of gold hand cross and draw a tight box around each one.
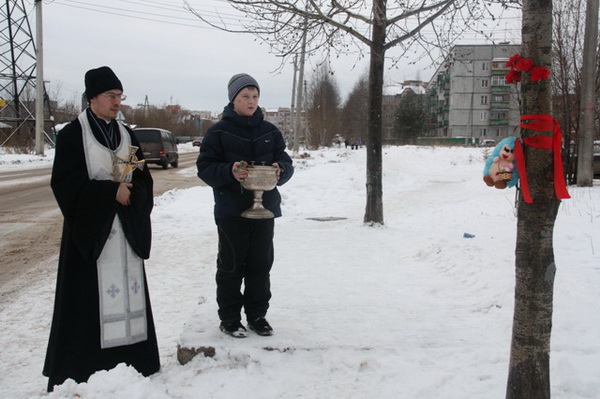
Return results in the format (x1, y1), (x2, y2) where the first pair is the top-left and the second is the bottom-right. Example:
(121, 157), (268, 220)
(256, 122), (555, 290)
(114, 145), (145, 182)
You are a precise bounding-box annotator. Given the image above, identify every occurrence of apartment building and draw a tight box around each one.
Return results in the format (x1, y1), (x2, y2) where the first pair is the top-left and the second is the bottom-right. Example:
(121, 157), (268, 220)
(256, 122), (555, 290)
(264, 107), (307, 144)
(427, 44), (521, 143)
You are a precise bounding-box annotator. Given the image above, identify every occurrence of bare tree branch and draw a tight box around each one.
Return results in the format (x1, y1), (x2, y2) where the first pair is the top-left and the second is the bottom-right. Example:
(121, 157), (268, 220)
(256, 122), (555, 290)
(385, 0), (456, 49)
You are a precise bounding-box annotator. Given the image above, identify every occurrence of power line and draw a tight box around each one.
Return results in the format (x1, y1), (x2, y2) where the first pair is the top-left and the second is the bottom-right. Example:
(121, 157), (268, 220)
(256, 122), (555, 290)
(48, 0), (248, 29)
(46, 0), (521, 41)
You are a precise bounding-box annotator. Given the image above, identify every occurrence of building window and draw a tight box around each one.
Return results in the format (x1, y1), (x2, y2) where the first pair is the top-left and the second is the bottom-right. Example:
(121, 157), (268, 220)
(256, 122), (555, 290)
(492, 111), (508, 119)
(492, 61), (507, 69)
(481, 95), (488, 105)
(492, 76), (508, 86)
(482, 62), (489, 71)
(481, 79), (489, 88)
(480, 128), (488, 136)
(480, 112), (488, 121)
(496, 128), (505, 136)
(493, 94), (509, 102)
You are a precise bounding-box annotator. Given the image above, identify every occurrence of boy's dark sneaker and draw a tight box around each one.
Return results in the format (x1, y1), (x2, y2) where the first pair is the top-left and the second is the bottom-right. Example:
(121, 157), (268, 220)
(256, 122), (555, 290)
(247, 317), (273, 336)
(219, 320), (247, 338)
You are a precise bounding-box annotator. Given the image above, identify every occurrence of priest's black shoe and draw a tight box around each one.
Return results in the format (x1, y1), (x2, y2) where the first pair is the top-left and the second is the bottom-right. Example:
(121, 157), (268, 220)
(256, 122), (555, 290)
(248, 317), (273, 336)
(219, 320), (247, 338)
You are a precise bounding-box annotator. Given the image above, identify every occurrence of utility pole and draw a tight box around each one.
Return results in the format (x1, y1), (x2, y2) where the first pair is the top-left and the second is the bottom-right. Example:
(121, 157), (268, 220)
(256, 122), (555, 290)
(576, 0), (599, 186)
(290, 54), (297, 150)
(35, 0), (44, 155)
(293, 16), (307, 154)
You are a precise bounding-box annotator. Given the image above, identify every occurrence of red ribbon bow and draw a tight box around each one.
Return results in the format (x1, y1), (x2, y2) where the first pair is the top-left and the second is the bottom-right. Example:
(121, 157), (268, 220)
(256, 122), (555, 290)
(513, 114), (570, 204)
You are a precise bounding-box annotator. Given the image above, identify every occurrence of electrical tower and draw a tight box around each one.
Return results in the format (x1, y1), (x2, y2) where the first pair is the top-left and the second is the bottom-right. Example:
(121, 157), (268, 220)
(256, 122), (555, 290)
(0, 0), (53, 148)
(138, 95), (150, 117)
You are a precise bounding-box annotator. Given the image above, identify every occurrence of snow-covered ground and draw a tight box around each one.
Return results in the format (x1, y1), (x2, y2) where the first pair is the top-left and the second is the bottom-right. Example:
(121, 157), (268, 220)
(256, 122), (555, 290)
(1, 144), (598, 398)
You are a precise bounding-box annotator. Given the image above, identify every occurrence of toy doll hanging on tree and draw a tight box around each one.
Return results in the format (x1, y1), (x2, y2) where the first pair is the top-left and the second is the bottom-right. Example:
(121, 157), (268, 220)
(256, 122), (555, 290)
(483, 136), (519, 189)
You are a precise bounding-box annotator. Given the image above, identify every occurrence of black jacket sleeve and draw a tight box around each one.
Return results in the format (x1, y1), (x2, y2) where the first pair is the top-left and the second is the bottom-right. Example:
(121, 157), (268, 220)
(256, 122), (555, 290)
(196, 127), (238, 189)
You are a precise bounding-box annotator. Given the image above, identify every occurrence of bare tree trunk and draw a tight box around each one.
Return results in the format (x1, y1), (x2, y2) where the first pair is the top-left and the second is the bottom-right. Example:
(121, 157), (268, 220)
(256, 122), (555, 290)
(364, 0), (386, 225)
(507, 202), (558, 399)
(506, 0), (560, 398)
(576, 0), (599, 186)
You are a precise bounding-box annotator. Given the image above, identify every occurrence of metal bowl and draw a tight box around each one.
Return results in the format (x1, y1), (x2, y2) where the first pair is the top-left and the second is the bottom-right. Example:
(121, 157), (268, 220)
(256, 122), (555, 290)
(240, 165), (279, 219)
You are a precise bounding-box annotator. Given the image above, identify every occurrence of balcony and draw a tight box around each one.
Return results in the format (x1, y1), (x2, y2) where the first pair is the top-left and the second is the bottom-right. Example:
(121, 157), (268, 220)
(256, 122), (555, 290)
(491, 85), (511, 92)
(490, 102), (510, 110)
(490, 119), (509, 125)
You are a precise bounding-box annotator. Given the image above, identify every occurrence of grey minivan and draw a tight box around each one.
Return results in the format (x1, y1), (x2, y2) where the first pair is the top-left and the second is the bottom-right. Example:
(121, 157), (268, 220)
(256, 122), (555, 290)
(133, 127), (179, 169)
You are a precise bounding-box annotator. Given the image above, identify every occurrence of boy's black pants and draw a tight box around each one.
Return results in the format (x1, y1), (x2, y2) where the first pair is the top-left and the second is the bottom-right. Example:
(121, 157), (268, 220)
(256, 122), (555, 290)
(215, 217), (274, 322)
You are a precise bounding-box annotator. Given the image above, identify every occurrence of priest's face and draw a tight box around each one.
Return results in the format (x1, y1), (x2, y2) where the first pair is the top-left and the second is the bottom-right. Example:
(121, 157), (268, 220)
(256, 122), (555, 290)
(90, 90), (124, 120)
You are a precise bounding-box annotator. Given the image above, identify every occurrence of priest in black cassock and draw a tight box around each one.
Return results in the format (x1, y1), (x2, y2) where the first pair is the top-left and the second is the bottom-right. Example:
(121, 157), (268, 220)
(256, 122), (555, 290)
(43, 66), (160, 392)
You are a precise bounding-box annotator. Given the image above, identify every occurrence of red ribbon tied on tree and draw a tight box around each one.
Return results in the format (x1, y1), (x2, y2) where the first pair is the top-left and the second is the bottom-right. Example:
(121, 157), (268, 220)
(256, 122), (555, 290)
(514, 114), (571, 203)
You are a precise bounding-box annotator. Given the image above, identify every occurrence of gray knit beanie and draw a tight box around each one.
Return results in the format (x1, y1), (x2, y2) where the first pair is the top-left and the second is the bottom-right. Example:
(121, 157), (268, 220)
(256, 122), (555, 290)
(227, 73), (260, 102)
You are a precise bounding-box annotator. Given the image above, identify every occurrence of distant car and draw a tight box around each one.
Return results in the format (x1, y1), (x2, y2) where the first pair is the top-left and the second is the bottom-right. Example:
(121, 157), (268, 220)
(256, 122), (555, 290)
(133, 127), (179, 169)
(480, 139), (496, 147)
(176, 136), (193, 144)
(594, 141), (600, 177)
(192, 137), (203, 147)
(568, 140), (600, 179)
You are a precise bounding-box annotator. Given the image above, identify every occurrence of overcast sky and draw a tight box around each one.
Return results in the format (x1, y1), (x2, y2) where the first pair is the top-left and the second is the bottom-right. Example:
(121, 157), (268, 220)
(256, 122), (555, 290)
(36, 0), (520, 115)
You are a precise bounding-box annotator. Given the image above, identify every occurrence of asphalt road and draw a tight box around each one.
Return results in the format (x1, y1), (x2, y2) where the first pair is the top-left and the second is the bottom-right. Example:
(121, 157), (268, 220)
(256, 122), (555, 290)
(0, 150), (201, 298)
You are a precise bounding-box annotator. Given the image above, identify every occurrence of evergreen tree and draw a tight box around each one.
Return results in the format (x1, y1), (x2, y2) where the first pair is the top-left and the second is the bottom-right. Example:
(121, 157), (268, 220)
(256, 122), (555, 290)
(393, 89), (428, 144)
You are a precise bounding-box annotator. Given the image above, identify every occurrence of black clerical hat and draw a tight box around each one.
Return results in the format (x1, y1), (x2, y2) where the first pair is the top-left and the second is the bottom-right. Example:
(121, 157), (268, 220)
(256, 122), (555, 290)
(84, 66), (123, 101)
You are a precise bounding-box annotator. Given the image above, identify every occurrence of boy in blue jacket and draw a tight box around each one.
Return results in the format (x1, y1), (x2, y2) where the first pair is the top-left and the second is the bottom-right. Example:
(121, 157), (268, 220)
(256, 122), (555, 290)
(197, 73), (294, 338)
